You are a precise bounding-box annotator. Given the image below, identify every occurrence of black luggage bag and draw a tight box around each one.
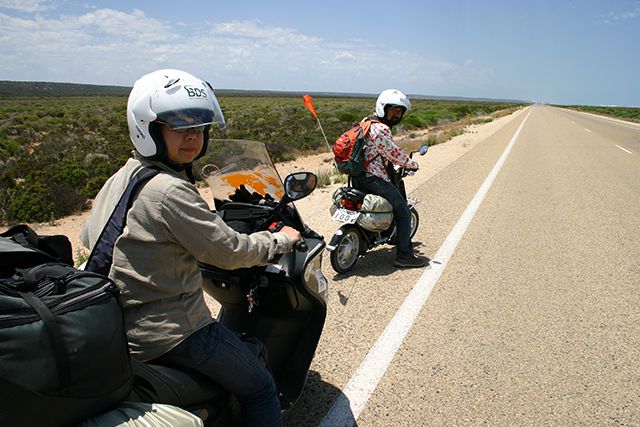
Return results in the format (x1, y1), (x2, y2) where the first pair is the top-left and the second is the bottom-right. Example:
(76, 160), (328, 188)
(0, 226), (132, 427)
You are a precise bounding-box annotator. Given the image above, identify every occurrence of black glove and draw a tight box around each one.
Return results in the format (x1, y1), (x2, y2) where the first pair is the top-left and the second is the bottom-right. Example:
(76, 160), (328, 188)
(229, 185), (263, 204)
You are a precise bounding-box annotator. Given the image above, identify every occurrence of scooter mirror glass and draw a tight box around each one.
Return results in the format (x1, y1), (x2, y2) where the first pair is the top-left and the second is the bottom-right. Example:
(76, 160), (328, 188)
(419, 144), (429, 155)
(284, 172), (317, 201)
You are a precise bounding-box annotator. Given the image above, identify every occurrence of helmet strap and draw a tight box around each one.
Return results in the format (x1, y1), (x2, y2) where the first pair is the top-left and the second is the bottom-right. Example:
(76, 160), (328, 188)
(194, 125), (210, 161)
(379, 115), (398, 128)
(184, 164), (196, 184)
(148, 122), (168, 162)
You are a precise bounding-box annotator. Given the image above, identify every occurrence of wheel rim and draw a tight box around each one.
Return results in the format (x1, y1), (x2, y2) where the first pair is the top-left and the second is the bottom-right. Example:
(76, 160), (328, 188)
(409, 209), (419, 238)
(336, 230), (360, 269)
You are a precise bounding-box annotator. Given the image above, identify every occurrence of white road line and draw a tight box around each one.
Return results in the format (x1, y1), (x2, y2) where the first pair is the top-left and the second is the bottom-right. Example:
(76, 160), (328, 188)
(563, 108), (640, 131)
(319, 109), (533, 427)
(584, 128), (592, 133)
(616, 145), (633, 154)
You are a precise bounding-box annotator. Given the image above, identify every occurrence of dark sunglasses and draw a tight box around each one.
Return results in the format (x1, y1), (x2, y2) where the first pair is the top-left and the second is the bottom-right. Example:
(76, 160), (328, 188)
(160, 122), (207, 134)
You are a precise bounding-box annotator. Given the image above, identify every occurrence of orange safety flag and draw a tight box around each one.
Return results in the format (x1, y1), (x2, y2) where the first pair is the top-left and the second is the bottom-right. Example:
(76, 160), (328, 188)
(302, 94), (318, 119)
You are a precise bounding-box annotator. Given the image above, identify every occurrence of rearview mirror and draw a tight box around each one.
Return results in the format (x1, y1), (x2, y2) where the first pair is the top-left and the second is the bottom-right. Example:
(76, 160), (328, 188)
(284, 172), (317, 201)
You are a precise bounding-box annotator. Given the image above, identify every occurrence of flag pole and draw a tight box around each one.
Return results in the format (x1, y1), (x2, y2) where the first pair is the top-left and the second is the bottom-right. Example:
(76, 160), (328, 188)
(315, 118), (334, 159)
(303, 94), (339, 172)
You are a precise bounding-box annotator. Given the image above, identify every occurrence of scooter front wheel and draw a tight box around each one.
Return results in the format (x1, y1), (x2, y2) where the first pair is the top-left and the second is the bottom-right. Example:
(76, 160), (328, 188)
(409, 207), (420, 239)
(330, 227), (362, 274)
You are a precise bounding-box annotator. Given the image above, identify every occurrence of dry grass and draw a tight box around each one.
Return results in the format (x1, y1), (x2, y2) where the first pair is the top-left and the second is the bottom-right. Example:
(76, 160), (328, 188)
(397, 107), (519, 152)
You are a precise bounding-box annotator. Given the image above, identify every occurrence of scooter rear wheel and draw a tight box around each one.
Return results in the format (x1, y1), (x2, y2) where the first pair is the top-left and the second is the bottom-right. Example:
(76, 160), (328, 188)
(330, 227), (361, 274)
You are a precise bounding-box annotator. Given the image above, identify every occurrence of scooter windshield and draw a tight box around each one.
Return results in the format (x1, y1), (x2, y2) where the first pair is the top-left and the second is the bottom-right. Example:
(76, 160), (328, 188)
(197, 139), (285, 202)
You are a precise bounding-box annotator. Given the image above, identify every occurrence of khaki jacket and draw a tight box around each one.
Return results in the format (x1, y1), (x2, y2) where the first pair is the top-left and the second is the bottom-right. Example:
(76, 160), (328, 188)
(81, 153), (293, 361)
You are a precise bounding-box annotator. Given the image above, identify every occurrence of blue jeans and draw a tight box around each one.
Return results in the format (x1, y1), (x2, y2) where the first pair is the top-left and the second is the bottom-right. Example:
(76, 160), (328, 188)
(351, 174), (414, 257)
(155, 322), (282, 427)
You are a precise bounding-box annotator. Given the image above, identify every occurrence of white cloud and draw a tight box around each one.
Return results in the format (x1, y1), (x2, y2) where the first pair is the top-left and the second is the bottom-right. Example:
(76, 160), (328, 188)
(334, 52), (356, 62)
(0, 0), (54, 13)
(0, 9), (496, 95)
(601, 2), (640, 24)
(615, 2), (640, 20)
(0, 9), (178, 83)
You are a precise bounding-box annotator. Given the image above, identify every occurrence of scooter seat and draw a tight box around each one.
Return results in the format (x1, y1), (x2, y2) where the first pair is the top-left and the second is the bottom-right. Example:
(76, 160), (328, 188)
(129, 358), (227, 407)
(343, 187), (366, 201)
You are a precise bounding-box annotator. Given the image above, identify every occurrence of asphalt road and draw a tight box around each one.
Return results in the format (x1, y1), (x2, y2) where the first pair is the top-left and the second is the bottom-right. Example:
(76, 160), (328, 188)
(285, 105), (640, 426)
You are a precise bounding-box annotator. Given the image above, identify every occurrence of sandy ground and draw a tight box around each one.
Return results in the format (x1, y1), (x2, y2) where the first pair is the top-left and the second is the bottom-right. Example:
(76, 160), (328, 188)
(24, 110), (523, 263)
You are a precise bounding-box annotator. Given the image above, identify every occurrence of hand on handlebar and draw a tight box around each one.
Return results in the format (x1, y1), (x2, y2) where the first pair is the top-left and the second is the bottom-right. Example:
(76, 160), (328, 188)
(279, 225), (301, 244)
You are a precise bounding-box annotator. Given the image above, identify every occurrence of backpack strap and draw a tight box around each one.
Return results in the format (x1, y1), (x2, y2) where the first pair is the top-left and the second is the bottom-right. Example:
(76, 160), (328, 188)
(358, 117), (382, 173)
(84, 167), (160, 276)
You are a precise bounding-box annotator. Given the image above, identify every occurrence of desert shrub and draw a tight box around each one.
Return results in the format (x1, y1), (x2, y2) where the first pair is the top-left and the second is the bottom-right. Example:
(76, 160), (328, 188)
(6, 177), (56, 223)
(0, 189), (9, 223)
(402, 114), (427, 128)
(337, 112), (359, 123)
(562, 105), (640, 122)
(0, 94), (524, 223)
(0, 136), (21, 160)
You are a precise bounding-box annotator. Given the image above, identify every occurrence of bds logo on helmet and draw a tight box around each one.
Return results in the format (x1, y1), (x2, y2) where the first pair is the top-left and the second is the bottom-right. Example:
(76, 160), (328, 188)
(184, 85), (208, 99)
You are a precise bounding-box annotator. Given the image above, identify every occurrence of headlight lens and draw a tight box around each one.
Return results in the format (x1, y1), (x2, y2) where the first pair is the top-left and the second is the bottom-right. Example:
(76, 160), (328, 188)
(304, 252), (328, 301)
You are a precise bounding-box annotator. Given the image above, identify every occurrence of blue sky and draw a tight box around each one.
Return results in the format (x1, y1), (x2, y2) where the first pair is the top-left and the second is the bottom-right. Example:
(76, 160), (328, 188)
(0, 0), (638, 106)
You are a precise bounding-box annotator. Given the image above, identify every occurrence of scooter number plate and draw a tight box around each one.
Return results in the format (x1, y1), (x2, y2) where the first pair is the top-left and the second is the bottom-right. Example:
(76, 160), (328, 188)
(332, 209), (359, 224)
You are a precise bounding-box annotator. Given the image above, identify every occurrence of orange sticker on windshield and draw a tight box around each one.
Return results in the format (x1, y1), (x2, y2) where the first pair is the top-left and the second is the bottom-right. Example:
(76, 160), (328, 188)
(222, 172), (284, 199)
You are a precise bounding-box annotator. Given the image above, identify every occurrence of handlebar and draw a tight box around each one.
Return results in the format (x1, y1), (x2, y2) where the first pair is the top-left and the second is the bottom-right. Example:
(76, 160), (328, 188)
(269, 221), (307, 252)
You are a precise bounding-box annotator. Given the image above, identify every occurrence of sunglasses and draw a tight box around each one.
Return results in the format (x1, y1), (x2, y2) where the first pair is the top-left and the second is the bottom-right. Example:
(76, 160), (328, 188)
(160, 122), (207, 134)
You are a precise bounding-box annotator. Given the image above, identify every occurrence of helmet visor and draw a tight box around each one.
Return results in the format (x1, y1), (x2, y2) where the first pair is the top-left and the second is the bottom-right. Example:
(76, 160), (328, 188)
(156, 108), (222, 131)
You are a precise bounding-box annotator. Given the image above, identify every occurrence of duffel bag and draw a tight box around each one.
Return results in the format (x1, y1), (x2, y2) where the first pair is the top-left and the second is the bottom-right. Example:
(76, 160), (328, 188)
(0, 226), (133, 427)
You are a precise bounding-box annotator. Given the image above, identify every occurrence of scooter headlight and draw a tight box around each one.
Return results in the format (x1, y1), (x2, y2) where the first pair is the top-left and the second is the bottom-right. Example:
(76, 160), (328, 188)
(304, 252), (328, 302)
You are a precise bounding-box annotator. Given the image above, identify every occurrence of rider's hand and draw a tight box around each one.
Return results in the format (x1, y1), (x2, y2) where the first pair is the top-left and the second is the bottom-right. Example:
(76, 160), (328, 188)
(279, 226), (301, 244)
(406, 160), (419, 171)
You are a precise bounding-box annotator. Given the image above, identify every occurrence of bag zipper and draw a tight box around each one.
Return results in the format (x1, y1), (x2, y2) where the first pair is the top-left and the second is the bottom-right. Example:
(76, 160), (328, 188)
(0, 280), (117, 328)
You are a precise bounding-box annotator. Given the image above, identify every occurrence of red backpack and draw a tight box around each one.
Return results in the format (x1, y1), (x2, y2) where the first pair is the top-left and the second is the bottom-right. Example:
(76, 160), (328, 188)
(333, 117), (379, 176)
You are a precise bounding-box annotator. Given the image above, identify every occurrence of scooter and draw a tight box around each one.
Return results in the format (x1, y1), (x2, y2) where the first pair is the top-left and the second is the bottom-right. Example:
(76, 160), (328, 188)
(111, 140), (329, 426)
(326, 145), (428, 274)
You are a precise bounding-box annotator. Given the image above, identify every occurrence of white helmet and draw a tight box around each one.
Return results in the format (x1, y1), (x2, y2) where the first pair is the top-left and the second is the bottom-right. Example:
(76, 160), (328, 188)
(127, 69), (225, 159)
(375, 89), (411, 117)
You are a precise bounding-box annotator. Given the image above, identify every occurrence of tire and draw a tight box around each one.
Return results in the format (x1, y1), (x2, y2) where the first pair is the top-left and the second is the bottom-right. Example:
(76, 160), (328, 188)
(409, 207), (420, 239)
(330, 227), (362, 274)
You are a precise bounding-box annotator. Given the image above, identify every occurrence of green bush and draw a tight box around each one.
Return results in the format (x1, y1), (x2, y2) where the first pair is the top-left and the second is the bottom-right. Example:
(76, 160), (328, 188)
(6, 178), (56, 223)
(0, 136), (21, 159)
(0, 94), (524, 224)
(560, 105), (640, 122)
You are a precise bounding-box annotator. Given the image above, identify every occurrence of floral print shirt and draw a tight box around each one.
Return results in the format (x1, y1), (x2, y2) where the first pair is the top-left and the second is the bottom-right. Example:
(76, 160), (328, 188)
(363, 121), (418, 182)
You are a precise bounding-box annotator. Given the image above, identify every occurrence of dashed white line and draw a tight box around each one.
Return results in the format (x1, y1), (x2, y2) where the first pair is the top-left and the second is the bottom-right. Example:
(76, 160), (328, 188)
(563, 108), (640, 131)
(319, 109), (533, 427)
(584, 128), (592, 133)
(616, 145), (633, 154)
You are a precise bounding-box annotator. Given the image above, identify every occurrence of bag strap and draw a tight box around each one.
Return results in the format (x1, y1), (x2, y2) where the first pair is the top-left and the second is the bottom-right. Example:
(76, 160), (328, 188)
(18, 290), (71, 393)
(85, 167), (160, 276)
(356, 117), (382, 176)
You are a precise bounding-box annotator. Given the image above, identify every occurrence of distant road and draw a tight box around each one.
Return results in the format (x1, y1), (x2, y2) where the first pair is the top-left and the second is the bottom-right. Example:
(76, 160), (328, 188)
(285, 105), (640, 426)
